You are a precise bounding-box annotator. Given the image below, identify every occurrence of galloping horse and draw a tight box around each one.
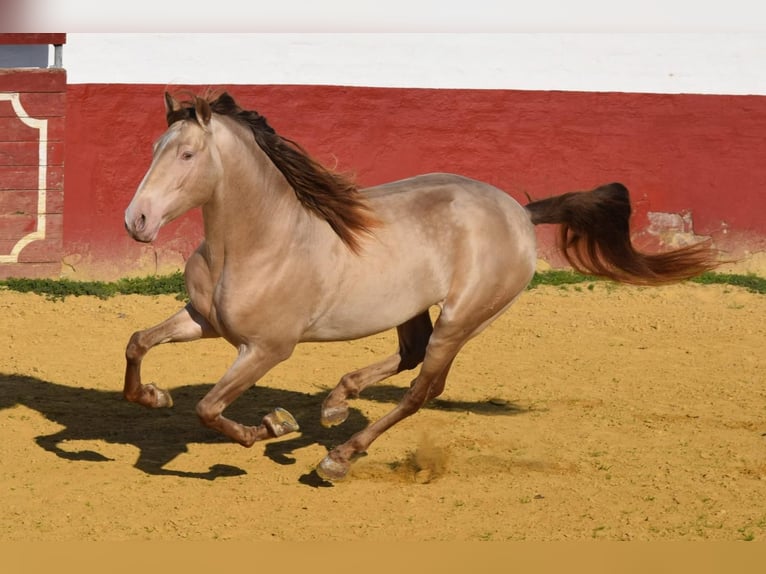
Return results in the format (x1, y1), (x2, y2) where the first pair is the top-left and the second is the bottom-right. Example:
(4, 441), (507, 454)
(123, 91), (719, 481)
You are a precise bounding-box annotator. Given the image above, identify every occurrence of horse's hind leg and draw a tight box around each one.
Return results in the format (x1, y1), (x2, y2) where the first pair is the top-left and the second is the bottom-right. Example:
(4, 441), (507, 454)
(316, 284), (532, 482)
(124, 303), (218, 408)
(320, 311), (433, 427)
(317, 307), (481, 482)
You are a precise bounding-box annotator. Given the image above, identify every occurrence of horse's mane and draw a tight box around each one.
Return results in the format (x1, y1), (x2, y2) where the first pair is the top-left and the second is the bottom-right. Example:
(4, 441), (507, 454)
(167, 90), (379, 253)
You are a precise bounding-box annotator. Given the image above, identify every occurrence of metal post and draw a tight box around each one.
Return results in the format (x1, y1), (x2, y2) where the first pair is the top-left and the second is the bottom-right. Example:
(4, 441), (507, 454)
(53, 44), (63, 68)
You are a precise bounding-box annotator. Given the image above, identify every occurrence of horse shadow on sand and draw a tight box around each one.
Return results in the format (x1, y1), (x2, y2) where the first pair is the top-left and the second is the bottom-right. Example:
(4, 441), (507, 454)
(0, 372), (527, 486)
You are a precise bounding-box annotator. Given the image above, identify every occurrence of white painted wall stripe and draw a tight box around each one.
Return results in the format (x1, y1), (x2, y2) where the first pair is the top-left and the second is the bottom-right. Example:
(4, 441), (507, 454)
(63, 33), (766, 96)
(0, 93), (48, 263)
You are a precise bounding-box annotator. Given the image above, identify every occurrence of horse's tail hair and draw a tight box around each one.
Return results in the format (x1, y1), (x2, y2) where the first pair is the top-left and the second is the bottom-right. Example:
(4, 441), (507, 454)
(524, 182), (722, 285)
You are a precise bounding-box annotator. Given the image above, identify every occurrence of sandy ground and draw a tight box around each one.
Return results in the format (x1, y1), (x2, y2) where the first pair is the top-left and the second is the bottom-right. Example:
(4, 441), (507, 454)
(1, 280), (765, 542)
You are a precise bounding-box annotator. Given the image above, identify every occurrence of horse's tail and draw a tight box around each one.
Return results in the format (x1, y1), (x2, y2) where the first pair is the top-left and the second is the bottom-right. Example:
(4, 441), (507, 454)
(524, 182), (721, 285)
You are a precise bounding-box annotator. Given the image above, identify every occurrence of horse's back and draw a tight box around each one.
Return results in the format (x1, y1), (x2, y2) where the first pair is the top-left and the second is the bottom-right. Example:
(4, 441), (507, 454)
(363, 172), (534, 255)
(363, 172), (521, 208)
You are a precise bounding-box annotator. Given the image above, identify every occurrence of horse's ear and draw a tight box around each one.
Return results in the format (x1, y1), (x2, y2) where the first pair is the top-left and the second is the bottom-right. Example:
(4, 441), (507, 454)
(194, 97), (212, 127)
(164, 92), (184, 126)
(164, 92), (181, 113)
(216, 91), (236, 108)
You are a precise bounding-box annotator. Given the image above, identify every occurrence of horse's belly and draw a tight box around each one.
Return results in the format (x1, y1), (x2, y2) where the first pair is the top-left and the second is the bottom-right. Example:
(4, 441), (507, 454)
(302, 272), (445, 342)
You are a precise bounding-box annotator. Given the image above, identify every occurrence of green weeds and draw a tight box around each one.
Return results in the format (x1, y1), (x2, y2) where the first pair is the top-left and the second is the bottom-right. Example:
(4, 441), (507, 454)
(0, 269), (763, 301)
(527, 270), (766, 295)
(0, 271), (187, 301)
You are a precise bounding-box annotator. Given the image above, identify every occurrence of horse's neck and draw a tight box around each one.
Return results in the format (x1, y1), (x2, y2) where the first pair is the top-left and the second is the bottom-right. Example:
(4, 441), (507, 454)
(201, 146), (315, 269)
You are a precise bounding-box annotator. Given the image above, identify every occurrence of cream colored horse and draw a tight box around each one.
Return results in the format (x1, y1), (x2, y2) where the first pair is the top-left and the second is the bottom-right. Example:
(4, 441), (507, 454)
(123, 91), (719, 481)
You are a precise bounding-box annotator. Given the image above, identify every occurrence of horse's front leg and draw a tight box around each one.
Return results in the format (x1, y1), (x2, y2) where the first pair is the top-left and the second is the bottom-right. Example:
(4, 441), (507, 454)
(195, 343), (300, 446)
(124, 303), (218, 408)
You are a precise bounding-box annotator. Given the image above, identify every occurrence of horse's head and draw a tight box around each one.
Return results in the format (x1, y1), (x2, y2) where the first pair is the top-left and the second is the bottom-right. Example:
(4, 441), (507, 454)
(124, 92), (221, 243)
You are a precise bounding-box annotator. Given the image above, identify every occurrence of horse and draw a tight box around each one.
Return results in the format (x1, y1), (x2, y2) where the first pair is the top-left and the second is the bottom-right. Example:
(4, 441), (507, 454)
(123, 90), (720, 482)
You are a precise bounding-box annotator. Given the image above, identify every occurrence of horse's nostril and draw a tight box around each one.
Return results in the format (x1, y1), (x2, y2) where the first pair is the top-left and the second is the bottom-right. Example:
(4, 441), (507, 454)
(136, 214), (146, 231)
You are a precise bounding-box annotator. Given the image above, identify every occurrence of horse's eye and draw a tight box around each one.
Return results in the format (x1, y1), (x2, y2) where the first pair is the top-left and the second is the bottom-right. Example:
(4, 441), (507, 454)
(181, 151), (194, 161)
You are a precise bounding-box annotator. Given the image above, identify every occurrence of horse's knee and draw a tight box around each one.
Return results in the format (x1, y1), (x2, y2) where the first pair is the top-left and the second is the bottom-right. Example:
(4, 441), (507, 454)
(426, 380), (446, 402)
(195, 398), (220, 428)
(401, 381), (432, 415)
(125, 331), (146, 362)
(408, 374), (446, 404)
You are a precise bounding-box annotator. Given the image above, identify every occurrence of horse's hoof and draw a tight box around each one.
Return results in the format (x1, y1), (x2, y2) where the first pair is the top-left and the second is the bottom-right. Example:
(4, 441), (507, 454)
(263, 407), (300, 437)
(316, 455), (351, 482)
(146, 383), (173, 408)
(320, 404), (349, 428)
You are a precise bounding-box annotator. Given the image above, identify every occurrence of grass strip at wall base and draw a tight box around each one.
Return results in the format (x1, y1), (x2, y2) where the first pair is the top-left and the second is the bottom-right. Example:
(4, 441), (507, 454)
(1, 270), (764, 301)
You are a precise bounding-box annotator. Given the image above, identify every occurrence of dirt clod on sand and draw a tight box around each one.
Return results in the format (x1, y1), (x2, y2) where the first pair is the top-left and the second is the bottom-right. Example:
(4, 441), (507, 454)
(406, 432), (450, 484)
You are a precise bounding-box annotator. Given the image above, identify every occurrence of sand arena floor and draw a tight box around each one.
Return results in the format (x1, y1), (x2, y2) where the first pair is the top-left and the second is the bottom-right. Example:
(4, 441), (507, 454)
(1, 280), (765, 541)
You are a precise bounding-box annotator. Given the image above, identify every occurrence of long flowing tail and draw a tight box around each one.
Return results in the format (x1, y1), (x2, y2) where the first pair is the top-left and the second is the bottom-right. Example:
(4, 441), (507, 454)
(525, 182), (721, 285)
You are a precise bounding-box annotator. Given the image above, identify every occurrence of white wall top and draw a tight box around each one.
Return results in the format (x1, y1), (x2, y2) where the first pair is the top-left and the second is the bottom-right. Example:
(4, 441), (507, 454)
(63, 33), (766, 96)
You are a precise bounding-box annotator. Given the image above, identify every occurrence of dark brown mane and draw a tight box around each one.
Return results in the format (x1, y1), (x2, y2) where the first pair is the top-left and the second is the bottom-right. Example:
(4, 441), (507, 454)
(168, 90), (378, 253)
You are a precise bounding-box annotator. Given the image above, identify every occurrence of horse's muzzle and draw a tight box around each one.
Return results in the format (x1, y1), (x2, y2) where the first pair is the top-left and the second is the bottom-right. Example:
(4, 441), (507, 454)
(125, 212), (155, 243)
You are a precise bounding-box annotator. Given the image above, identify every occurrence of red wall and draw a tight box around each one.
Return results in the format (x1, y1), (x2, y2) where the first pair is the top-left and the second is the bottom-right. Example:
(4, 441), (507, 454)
(0, 68), (66, 279)
(62, 84), (766, 280)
